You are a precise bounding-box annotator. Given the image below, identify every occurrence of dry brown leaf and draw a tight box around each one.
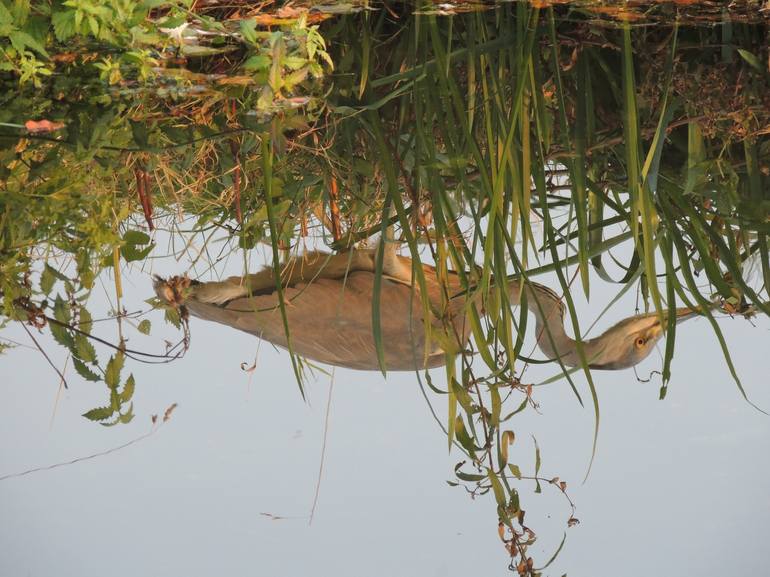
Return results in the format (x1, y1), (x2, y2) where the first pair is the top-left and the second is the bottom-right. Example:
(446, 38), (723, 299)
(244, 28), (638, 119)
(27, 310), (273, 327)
(216, 76), (256, 86)
(163, 402), (178, 422)
(25, 120), (65, 133)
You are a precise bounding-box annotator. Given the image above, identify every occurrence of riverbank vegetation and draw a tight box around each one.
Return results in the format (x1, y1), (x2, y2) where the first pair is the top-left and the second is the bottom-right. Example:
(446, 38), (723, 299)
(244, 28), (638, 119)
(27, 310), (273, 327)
(2, 2), (768, 572)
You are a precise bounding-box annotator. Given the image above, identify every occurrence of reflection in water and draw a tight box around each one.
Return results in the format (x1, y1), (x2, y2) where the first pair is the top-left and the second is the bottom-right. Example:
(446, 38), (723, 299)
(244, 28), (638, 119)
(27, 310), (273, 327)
(155, 247), (701, 371)
(1, 1), (769, 574)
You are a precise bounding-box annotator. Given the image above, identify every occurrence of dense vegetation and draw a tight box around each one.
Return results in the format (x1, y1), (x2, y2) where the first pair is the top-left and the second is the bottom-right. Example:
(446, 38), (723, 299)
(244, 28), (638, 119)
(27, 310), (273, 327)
(1, 1), (768, 573)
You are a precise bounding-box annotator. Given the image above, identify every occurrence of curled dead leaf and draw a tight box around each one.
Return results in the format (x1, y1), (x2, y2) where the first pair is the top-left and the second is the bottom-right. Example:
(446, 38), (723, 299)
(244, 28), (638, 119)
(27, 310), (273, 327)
(25, 120), (65, 134)
(163, 403), (178, 422)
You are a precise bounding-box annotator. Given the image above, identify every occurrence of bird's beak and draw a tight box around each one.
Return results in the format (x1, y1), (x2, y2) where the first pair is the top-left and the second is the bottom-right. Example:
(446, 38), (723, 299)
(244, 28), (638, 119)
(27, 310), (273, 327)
(648, 306), (702, 338)
(672, 306), (701, 323)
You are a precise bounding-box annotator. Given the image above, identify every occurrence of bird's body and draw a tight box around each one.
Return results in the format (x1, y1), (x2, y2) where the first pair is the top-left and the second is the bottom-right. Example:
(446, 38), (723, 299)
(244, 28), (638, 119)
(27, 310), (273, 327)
(161, 251), (470, 370)
(155, 250), (698, 372)
(186, 268), (454, 370)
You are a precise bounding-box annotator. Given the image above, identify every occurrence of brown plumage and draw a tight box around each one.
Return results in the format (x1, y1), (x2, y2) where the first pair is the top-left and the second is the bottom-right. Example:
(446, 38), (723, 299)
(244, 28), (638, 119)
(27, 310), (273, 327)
(154, 250), (700, 371)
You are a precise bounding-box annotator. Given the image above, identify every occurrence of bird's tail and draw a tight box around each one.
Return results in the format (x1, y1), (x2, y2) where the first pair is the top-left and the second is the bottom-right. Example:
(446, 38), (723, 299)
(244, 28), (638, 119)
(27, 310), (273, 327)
(153, 275), (195, 307)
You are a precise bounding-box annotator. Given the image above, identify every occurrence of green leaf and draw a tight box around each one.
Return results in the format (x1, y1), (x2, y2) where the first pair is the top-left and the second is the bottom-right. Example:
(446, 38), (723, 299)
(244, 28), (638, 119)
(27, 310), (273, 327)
(508, 464), (522, 480)
(119, 374), (135, 403)
(10, 28), (48, 56)
(104, 351), (125, 389)
(284, 66), (308, 89)
(283, 56), (306, 70)
(120, 242), (154, 262)
(123, 230), (150, 245)
(454, 415), (479, 457)
(244, 54), (270, 71)
(83, 405), (114, 421)
(129, 120), (148, 147)
(73, 333), (96, 363)
(78, 306), (93, 333)
(73, 357), (100, 382)
(12, 0), (31, 27)
(164, 307), (181, 329)
(0, 2), (13, 26)
(487, 468), (507, 509)
(737, 48), (762, 71)
(49, 321), (74, 351)
(53, 294), (71, 324)
(239, 18), (257, 44)
(137, 319), (151, 335)
(51, 10), (76, 42)
(40, 265), (55, 294)
(118, 403), (135, 424)
(454, 462), (485, 482)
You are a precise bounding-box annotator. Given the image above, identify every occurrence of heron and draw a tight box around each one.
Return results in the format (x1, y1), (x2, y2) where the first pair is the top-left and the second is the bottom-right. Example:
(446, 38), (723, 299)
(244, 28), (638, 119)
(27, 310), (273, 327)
(154, 240), (701, 372)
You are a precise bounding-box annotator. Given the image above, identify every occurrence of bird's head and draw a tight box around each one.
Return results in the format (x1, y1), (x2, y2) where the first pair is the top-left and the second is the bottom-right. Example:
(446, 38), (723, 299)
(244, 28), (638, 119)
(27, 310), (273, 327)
(585, 307), (699, 370)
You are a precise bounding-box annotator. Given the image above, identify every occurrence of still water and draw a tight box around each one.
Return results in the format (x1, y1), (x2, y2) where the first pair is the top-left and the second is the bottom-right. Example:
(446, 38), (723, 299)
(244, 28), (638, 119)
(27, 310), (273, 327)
(1, 2), (769, 575)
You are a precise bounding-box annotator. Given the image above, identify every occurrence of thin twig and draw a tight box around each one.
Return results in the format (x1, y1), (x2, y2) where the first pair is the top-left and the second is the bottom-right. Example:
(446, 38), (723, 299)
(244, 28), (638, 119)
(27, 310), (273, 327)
(309, 368), (334, 525)
(0, 411), (176, 483)
(19, 321), (68, 389)
(49, 355), (69, 429)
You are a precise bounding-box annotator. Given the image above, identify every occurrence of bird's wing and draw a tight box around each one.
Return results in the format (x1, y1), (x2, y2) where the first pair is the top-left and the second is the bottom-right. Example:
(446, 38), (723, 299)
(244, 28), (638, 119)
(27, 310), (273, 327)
(185, 271), (440, 371)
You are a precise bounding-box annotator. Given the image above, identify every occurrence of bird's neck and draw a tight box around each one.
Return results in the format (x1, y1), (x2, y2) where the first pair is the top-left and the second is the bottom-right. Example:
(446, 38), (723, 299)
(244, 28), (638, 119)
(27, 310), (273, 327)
(528, 289), (578, 367)
(508, 280), (604, 368)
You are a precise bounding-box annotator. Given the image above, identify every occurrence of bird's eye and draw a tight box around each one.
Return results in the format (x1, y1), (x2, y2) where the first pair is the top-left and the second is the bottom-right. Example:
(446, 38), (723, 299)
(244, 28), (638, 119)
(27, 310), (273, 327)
(635, 337), (646, 348)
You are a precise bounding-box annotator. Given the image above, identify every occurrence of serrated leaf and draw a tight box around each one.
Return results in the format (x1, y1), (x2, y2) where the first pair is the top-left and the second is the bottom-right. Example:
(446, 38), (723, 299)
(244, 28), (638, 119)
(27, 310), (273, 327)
(283, 56), (306, 70)
(9, 29), (48, 57)
(51, 10), (76, 41)
(104, 351), (124, 389)
(73, 333), (96, 363)
(284, 66), (308, 89)
(14, 0), (31, 22)
(119, 403), (135, 424)
(53, 294), (71, 324)
(137, 319), (151, 335)
(83, 405), (114, 421)
(73, 357), (100, 382)
(164, 307), (181, 329)
(239, 18), (257, 43)
(46, 265), (69, 282)
(244, 54), (270, 71)
(78, 306), (92, 333)
(40, 264), (55, 294)
(50, 321), (74, 350)
(120, 374), (135, 403)
(257, 85), (273, 110)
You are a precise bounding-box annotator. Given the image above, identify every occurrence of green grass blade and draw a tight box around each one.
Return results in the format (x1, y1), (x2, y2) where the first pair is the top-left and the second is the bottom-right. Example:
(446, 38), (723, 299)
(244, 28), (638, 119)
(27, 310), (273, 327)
(261, 134), (305, 399)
